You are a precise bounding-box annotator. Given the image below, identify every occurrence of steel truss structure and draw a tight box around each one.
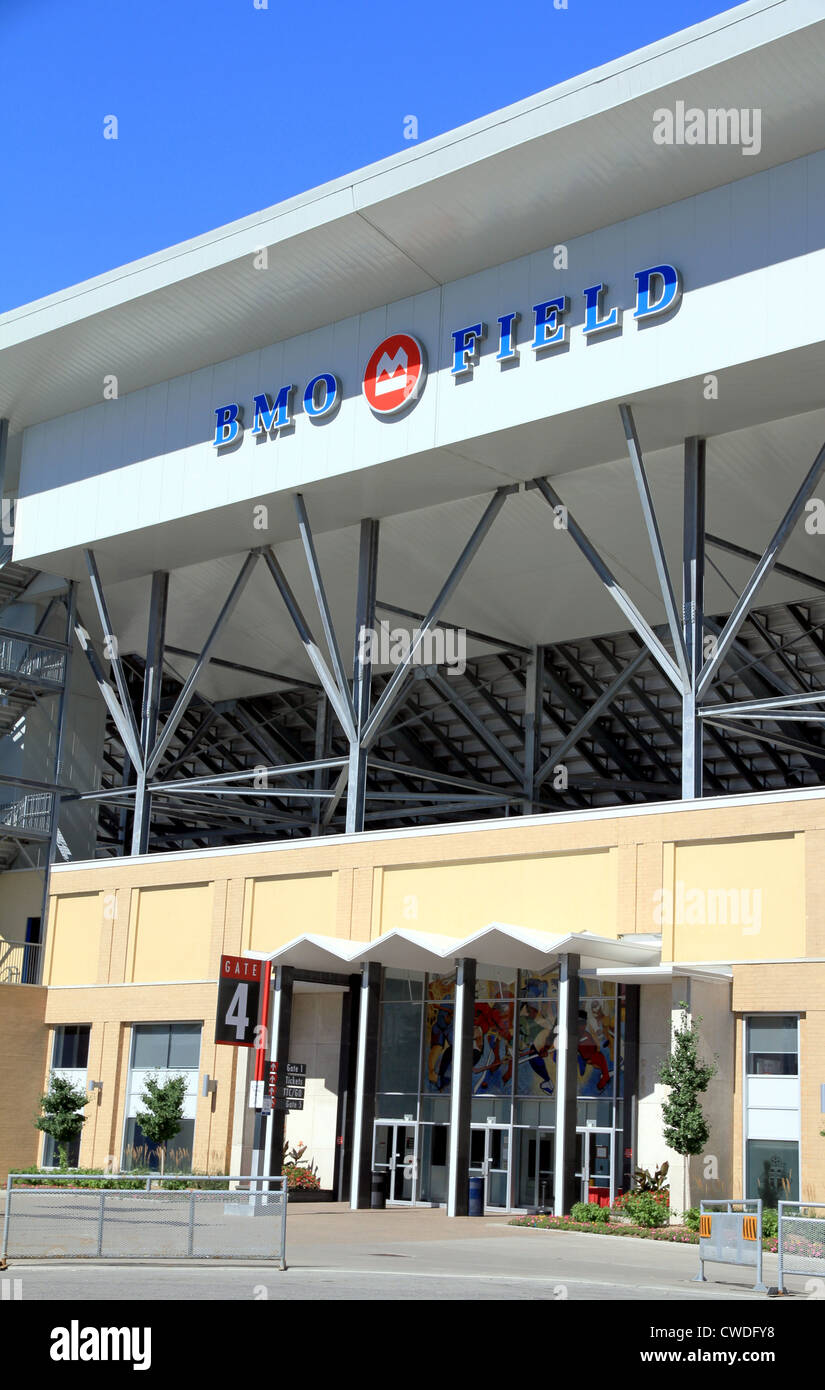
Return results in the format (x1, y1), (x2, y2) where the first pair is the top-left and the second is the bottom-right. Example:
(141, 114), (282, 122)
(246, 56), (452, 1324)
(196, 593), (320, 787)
(4, 407), (825, 866)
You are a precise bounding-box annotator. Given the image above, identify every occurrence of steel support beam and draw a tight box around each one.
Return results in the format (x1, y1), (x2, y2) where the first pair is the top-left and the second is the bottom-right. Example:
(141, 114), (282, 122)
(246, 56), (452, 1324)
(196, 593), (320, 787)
(620, 404), (690, 686)
(39, 582), (76, 949)
(533, 476), (683, 692)
(147, 551), (259, 777)
(362, 488), (513, 749)
(535, 648), (648, 787)
(522, 648), (543, 812)
(295, 494), (357, 731)
(682, 437), (705, 798)
(347, 518), (379, 836)
(262, 547), (357, 744)
(697, 434), (825, 698)
(74, 617), (145, 772)
(706, 535), (825, 597)
(132, 570), (168, 854)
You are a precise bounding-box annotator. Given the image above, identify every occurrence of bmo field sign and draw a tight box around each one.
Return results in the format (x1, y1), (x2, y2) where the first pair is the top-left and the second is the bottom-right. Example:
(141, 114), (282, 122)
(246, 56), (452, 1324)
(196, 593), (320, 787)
(215, 954), (263, 1047)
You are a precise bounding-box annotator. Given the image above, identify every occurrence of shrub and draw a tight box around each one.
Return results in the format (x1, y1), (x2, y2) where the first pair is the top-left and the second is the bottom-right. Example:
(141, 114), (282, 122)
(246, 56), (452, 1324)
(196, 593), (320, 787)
(762, 1208), (778, 1239)
(683, 1206), (701, 1231)
(570, 1201), (610, 1224)
(621, 1191), (669, 1228)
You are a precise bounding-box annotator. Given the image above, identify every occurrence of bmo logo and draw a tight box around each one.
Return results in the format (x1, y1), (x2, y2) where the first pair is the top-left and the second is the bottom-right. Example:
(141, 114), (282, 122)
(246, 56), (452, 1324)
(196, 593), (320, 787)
(362, 333), (426, 416)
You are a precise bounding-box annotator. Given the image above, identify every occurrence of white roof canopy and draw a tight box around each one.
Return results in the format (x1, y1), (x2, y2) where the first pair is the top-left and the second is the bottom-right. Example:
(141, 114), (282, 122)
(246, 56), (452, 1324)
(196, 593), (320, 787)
(257, 923), (661, 973)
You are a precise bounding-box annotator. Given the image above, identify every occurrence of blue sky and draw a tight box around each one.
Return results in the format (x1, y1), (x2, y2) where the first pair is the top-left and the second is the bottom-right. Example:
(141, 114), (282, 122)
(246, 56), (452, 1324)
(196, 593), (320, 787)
(0, 0), (739, 313)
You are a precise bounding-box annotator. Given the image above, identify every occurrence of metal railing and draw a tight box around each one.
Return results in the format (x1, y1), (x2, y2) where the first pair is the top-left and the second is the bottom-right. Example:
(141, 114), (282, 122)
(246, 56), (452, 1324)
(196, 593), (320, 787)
(1, 1172), (287, 1268)
(695, 1198), (766, 1293)
(0, 634), (65, 685)
(0, 939), (43, 985)
(778, 1201), (825, 1292)
(0, 792), (53, 833)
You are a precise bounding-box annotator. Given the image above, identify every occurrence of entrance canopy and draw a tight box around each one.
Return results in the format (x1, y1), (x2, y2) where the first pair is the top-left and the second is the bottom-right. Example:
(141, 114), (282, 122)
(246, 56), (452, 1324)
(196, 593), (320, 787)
(255, 923), (661, 973)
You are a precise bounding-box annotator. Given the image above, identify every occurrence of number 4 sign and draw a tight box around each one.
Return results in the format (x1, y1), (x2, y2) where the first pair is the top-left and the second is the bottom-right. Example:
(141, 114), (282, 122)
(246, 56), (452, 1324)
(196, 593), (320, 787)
(215, 955), (263, 1047)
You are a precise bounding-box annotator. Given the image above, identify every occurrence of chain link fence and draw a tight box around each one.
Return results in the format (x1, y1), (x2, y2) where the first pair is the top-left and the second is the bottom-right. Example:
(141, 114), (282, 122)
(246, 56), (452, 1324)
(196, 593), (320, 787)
(1, 1174), (287, 1268)
(778, 1201), (825, 1292)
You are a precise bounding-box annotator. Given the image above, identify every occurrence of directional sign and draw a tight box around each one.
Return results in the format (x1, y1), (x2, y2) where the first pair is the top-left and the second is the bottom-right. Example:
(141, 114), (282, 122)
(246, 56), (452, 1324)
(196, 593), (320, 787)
(286, 1062), (306, 1076)
(284, 1086), (305, 1100)
(285, 1098), (303, 1111)
(215, 955), (263, 1047)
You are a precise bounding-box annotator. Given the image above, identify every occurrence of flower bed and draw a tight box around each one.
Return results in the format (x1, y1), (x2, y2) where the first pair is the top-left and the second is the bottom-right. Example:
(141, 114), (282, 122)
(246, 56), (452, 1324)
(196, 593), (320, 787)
(510, 1213), (698, 1243)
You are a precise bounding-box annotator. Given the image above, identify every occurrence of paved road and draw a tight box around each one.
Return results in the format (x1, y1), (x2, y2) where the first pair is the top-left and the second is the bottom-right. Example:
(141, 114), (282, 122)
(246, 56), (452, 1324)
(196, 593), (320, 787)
(6, 1206), (815, 1300)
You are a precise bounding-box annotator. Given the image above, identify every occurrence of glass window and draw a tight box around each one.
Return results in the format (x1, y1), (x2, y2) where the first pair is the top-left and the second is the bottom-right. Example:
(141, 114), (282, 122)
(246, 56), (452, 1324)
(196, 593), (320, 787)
(378, 1003), (421, 1092)
(132, 1023), (202, 1070)
(123, 1118), (195, 1174)
(382, 969), (424, 1003)
(168, 1024), (202, 1069)
(132, 1024), (169, 1069)
(578, 982), (617, 1098)
(747, 1016), (798, 1076)
(747, 1139), (799, 1205)
(475, 967), (515, 1001)
(53, 1025), (90, 1069)
(42, 1132), (81, 1168)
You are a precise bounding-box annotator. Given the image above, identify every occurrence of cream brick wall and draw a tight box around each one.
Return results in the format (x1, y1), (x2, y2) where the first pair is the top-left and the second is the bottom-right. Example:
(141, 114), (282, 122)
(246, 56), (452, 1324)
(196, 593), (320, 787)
(31, 790), (825, 1193)
(0, 984), (48, 1180)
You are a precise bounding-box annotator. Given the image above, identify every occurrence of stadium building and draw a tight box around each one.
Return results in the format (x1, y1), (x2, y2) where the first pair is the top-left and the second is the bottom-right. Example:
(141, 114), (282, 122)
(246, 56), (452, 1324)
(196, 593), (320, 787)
(1, 0), (824, 1215)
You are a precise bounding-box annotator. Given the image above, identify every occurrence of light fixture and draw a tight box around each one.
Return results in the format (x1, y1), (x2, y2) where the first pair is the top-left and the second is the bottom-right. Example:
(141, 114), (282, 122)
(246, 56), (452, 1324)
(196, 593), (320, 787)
(202, 1074), (217, 1097)
(88, 1080), (103, 1094)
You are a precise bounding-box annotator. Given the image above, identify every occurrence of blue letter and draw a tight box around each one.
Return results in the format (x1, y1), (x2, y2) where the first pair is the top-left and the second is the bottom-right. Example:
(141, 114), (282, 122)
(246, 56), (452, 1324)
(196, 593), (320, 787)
(532, 297), (568, 350)
(634, 264), (681, 319)
(213, 403), (241, 447)
(496, 312), (519, 362)
(582, 284), (620, 336)
(451, 323), (486, 375)
(303, 373), (339, 419)
(252, 385), (295, 435)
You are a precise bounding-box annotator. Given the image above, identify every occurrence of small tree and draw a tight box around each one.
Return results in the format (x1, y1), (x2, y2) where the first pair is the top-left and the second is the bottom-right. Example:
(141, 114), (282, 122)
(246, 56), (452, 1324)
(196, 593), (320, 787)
(135, 1074), (188, 1176)
(36, 1074), (89, 1170)
(658, 1004), (717, 1216)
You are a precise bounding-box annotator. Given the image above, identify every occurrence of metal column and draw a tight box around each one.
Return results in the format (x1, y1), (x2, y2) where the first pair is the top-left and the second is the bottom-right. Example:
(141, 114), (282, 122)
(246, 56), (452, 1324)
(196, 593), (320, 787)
(447, 956), (477, 1217)
(347, 518), (379, 836)
(266, 966), (294, 1181)
(682, 437), (706, 799)
(38, 581), (76, 953)
(553, 952), (580, 1217)
(350, 961), (381, 1209)
(132, 570), (168, 855)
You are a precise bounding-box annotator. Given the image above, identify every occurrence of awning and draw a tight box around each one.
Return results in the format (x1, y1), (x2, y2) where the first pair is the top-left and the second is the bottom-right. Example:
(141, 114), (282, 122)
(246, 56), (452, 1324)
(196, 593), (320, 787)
(255, 923), (661, 974)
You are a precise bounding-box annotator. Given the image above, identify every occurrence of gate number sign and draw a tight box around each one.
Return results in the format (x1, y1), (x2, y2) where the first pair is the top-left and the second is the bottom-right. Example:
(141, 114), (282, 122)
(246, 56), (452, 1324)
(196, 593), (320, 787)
(215, 955), (263, 1047)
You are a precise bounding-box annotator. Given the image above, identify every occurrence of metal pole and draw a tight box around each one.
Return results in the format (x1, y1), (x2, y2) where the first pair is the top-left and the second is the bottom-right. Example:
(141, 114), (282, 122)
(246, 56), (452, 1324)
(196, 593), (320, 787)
(682, 437), (705, 799)
(620, 404), (690, 686)
(132, 571), (168, 855)
(347, 518), (379, 835)
(39, 581), (77, 963)
(777, 1200), (785, 1293)
(1, 1175), (12, 1265)
(280, 1178), (287, 1271)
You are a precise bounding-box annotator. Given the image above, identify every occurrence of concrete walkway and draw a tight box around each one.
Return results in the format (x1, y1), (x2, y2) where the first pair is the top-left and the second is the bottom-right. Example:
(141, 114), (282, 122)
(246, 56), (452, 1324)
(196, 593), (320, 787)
(7, 1203), (814, 1301)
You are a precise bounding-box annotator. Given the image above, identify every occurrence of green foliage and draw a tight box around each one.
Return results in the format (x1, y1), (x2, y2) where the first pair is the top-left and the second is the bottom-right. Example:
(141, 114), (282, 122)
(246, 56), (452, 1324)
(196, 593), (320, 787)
(658, 1006), (717, 1157)
(622, 1191), (670, 1227)
(10, 1166), (229, 1190)
(570, 1201), (610, 1224)
(634, 1162), (669, 1193)
(35, 1074), (89, 1169)
(134, 1074), (188, 1175)
(761, 1208), (778, 1238)
(683, 1206), (701, 1231)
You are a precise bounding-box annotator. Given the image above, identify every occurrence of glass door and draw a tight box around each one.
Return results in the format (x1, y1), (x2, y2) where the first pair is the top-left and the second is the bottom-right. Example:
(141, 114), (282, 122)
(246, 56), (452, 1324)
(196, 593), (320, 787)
(515, 1128), (554, 1209)
(574, 1129), (614, 1207)
(470, 1124), (511, 1210)
(373, 1121), (419, 1203)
